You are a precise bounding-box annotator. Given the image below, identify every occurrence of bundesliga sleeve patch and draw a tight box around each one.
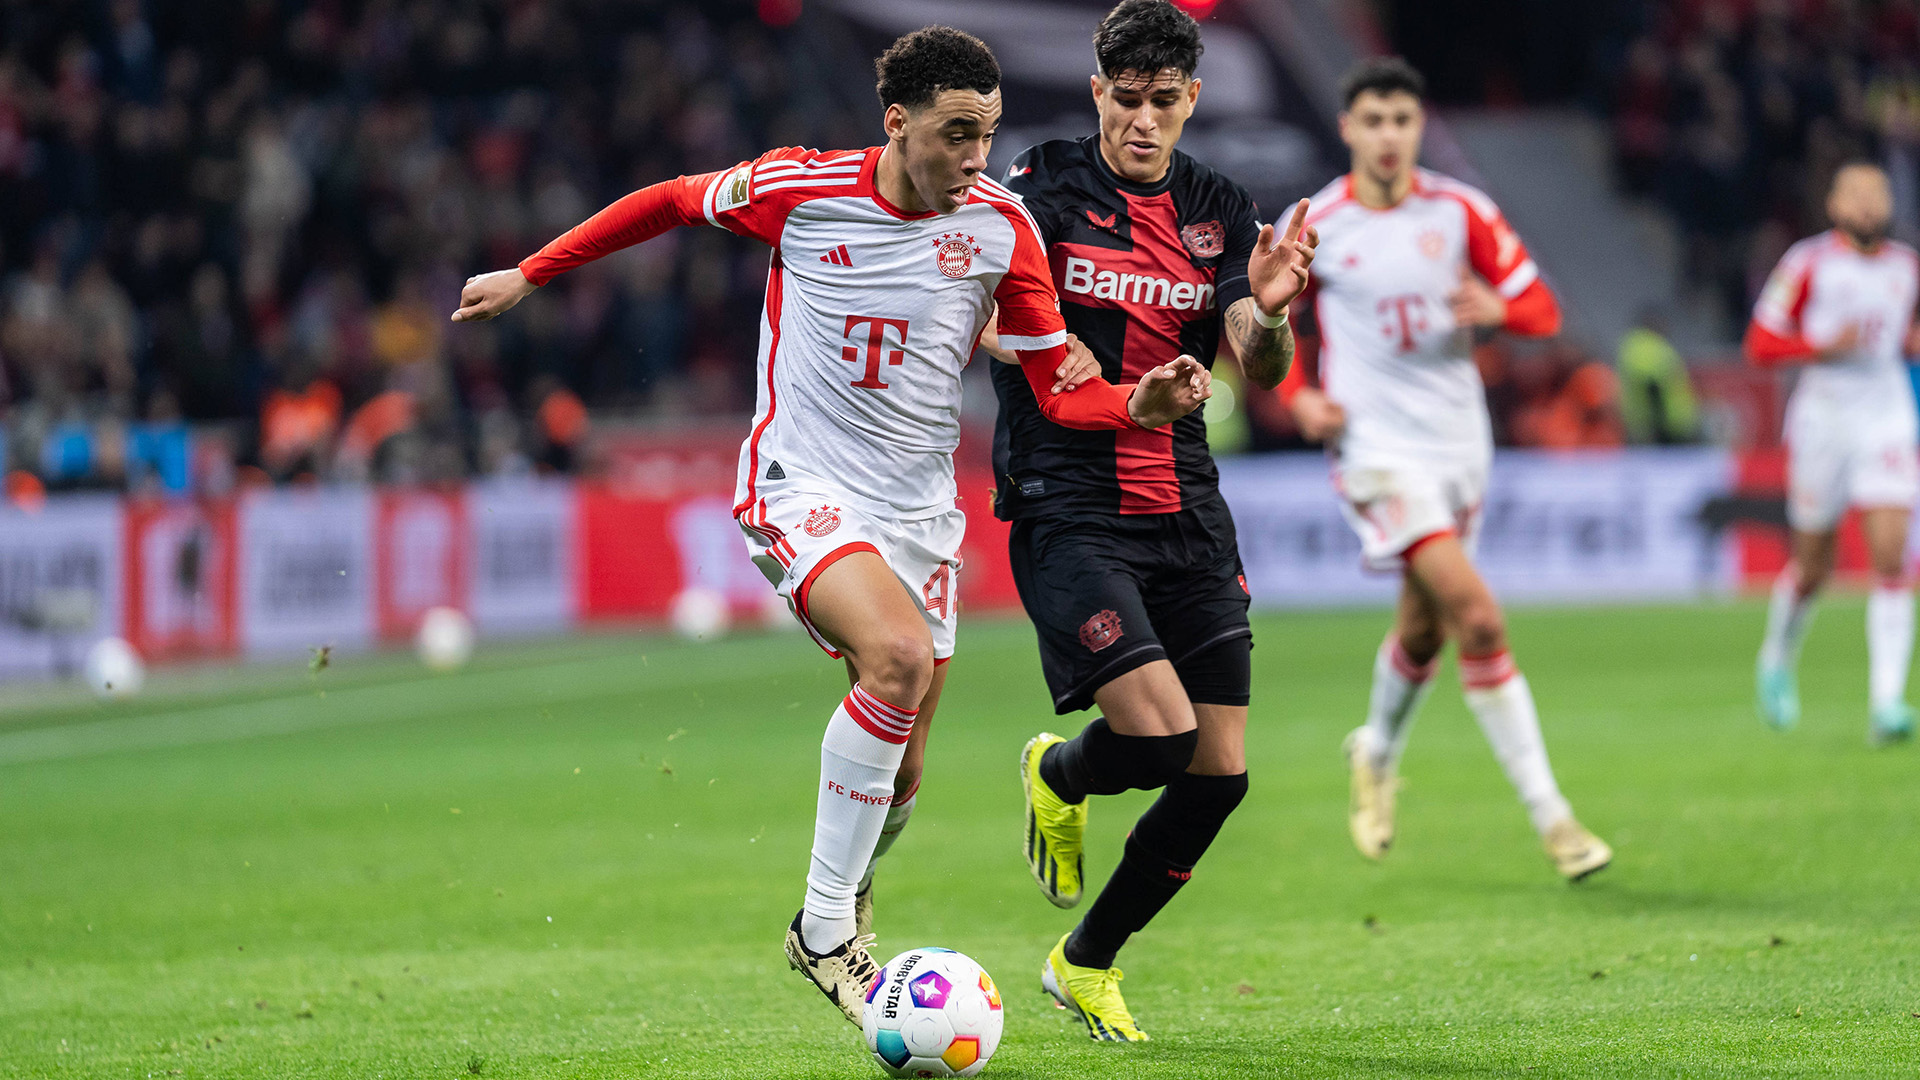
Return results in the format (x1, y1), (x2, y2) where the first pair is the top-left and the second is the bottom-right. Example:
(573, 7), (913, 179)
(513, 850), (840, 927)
(714, 165), (752, 215)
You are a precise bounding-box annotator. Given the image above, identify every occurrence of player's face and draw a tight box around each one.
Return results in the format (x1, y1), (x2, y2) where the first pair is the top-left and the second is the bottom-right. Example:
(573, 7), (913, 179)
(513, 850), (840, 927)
(887, 88), (1002, 215)
(1828, 165), (1893, 245)
(1092, 68), (1199, 184)
(1340, 90), (1424, 188)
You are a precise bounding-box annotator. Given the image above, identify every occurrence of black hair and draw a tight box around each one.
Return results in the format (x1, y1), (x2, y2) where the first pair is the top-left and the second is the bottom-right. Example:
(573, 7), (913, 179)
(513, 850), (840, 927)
(1340, 56), (1426, 108)
(874, 26), (1000, 111)
(1093, 0), (1203, 81)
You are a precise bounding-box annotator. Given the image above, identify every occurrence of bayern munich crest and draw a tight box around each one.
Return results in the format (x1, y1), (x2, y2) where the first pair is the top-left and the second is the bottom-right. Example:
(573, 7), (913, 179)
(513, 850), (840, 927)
(1180, 219), (1224, 258)
(933, 232), (981, 279)
(1079, 608), (1123, 653)
(803, 506), (842, 537)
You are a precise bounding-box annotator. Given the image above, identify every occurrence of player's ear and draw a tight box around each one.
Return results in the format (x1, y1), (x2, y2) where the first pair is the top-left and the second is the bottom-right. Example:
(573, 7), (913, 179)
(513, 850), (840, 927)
(1089, 74), (1103, 108)
(1186, 77), (1201, 110)
(883, 103), (909, 143)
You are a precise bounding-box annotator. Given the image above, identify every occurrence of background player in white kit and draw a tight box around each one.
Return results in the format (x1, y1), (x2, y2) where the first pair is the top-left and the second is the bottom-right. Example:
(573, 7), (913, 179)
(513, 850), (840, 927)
(448, 27), (1211, 1025)
(1745, 162), (1920, 745)
(1280, 58), (1612, 881)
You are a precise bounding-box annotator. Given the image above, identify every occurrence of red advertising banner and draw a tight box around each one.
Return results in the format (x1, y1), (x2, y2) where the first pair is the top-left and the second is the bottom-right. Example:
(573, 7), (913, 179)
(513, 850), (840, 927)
(121, 497), (239, 662)
(374, 489), (468, 641)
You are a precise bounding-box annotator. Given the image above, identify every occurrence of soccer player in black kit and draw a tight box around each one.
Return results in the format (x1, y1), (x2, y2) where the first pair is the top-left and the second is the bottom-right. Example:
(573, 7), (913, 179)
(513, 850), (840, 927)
(980, 0), (1316, 1042)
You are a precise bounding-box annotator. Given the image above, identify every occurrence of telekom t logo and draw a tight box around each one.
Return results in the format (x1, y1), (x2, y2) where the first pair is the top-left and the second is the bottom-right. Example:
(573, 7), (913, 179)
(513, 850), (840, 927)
(1377, 294), (1429, 352)
(843, 315), (910, 389)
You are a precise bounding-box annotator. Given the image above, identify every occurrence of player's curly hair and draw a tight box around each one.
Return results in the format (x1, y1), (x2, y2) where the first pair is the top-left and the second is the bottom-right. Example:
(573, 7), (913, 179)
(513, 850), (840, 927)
(874, 26), (1001, 111)
(1340, 56), (1427, 108)
(1093, 0), (1203, 81)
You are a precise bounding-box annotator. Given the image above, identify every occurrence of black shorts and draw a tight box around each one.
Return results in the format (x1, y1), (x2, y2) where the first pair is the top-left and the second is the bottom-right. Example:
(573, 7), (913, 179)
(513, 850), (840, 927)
(1008, 495), (1253, 714)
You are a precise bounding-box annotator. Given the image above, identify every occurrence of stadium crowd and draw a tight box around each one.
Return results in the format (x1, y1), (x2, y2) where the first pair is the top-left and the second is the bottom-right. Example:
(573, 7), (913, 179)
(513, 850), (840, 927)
(0, 0), (1650, 499)
(0, 0), (864, 494)
(1606, 0), (1920, 331)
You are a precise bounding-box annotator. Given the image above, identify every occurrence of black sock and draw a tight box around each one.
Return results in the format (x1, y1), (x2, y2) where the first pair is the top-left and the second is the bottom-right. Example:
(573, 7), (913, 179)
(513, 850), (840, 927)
(1064, 771), (1249, 970)
(1039, 718), (1197, 804)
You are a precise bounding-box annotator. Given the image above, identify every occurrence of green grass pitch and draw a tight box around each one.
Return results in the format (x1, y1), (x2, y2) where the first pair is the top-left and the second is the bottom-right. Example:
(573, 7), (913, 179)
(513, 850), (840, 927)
(1, 600), (1915, 1078)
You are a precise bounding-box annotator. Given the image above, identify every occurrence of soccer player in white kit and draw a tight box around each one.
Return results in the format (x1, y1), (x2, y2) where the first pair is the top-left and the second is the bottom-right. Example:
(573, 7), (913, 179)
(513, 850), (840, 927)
(449, 27), (1212, 1025)
(1279, 58), (1612, 881)
(1745, 162), (1920, 745)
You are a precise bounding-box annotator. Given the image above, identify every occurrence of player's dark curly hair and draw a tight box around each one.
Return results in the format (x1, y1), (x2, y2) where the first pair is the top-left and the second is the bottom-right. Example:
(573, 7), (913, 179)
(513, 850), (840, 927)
(874, 26), (1001, 111)
(1340, 56), (1427, 108)
(1093, 0), (1203, 80)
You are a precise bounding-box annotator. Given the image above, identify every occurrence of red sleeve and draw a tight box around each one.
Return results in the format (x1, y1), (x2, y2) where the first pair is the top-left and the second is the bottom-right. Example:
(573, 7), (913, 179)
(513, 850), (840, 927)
(1743, 320), (1820, 366)
(1501, 277), (1561, 337)
(983, 187), (1139, 430)
(1461, 191), (1544, 304)
(1277, 281), (1320, 404)
(517, 147), (835, 285)
(1017, 345), (1140, 429)
(518, 172), (714, 286)
(1747, 243), (1817, 365)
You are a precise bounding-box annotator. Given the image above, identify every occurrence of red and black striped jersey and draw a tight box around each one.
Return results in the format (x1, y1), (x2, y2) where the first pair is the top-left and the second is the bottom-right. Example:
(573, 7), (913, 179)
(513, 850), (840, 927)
(990, 136), (1260, 519)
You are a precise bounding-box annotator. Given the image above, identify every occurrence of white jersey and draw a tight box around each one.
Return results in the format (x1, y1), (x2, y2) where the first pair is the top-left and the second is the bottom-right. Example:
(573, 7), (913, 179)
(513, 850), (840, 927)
(696, 146), (1066, 521)
(1302, 169), (1544, 465)
(1752, 231), (1920, 436)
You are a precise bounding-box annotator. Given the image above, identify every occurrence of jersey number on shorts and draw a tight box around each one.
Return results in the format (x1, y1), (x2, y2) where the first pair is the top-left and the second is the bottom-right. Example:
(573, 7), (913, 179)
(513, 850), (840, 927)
(922, 563), (951, 619)
(843, 315), (911, 389)
(1377, 294), (1430, 353)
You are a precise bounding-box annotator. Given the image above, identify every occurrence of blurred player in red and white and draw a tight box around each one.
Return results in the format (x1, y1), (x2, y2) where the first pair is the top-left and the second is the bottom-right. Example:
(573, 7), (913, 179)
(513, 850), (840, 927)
(1745, 162), (1919, 745)
(449, 27), (1209, 1026)
(1280, 58), (1612, 881)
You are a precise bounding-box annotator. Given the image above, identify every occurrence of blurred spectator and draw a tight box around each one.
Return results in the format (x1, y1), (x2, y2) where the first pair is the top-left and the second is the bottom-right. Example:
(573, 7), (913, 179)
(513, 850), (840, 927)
(0, 2), (864, 494)
(1616, 309), (1701, 444)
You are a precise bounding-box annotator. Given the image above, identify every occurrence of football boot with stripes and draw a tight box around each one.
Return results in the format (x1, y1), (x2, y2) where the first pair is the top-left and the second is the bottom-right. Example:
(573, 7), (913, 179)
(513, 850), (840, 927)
(1021, 733), (1086, 908)
(1041, 934), (1149, 1042)
(783, 911), (879, 1026)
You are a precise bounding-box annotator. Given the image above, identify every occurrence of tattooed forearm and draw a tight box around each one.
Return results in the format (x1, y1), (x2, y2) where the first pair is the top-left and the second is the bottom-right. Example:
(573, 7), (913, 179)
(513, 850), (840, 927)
(1224, 296), (1295, 390)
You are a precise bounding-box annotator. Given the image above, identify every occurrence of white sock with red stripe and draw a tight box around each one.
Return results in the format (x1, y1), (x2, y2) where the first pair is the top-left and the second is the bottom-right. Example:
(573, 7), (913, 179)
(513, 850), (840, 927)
(1759, 567), (1817, 671)
(801, 684), (915, 953)
(858, 782), (918, 892)
(1358, 636), (1437, 771)
(1460, 652), (1572, 835)
(1867, 578), (1914, 711)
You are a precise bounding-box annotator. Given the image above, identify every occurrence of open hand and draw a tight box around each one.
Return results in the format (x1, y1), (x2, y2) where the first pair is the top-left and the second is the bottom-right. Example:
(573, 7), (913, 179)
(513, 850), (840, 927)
(1288, 386), (1347, 443)
(1128, 355), (1212, 429)
(451, 268), (538, 322)
(1248, 197), (1317, 317)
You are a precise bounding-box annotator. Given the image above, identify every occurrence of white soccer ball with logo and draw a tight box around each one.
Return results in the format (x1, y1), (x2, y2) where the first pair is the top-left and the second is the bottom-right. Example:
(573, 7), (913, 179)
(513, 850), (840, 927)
(415, 606), (475, 671)
(862, 948), (1003, 1078)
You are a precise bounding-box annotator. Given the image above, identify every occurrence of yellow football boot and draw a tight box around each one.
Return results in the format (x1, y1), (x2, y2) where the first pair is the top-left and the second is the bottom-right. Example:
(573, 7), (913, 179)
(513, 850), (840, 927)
(1041, 934), (1148, 1042)
(1021, 733), (1087, 908)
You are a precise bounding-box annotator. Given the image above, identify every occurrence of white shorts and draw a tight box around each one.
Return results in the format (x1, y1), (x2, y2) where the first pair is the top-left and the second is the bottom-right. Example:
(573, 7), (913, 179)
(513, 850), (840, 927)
(737, 488), (963, 660)
(1333, 457), (1488, 573)
(1786, 405), (1919, 532)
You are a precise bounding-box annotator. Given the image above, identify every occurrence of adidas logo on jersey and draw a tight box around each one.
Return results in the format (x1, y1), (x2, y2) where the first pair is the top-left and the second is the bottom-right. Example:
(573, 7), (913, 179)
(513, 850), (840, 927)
(1060, 256), (1216, 312)
(765, 461), (786, 480)
(819, 244), (853, 267)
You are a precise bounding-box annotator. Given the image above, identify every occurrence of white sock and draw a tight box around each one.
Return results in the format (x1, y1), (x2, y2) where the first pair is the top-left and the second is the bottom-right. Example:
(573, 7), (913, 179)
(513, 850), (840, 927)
(1759, 567), (1817, 670)
(858, 785), (918, 892)
(1360, 636), (1437, 771)
(1867, 580), (1914, 711)
(1461, 654), (1572, 836)
(802, 685), (914, 953)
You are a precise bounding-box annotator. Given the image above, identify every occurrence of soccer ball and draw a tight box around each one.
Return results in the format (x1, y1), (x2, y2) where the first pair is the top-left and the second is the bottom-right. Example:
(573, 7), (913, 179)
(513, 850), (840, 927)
(415, 607), (475, 671)
(669, 586), (730, 640)
(862, 948), (1003, 1078)
(83, 637), (145, 699)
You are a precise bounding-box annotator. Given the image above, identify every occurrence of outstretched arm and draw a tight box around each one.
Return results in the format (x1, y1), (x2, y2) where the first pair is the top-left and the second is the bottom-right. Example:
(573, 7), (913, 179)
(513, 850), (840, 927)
(1224, 197), (1316, 390)
(451, 171), (716, 322)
